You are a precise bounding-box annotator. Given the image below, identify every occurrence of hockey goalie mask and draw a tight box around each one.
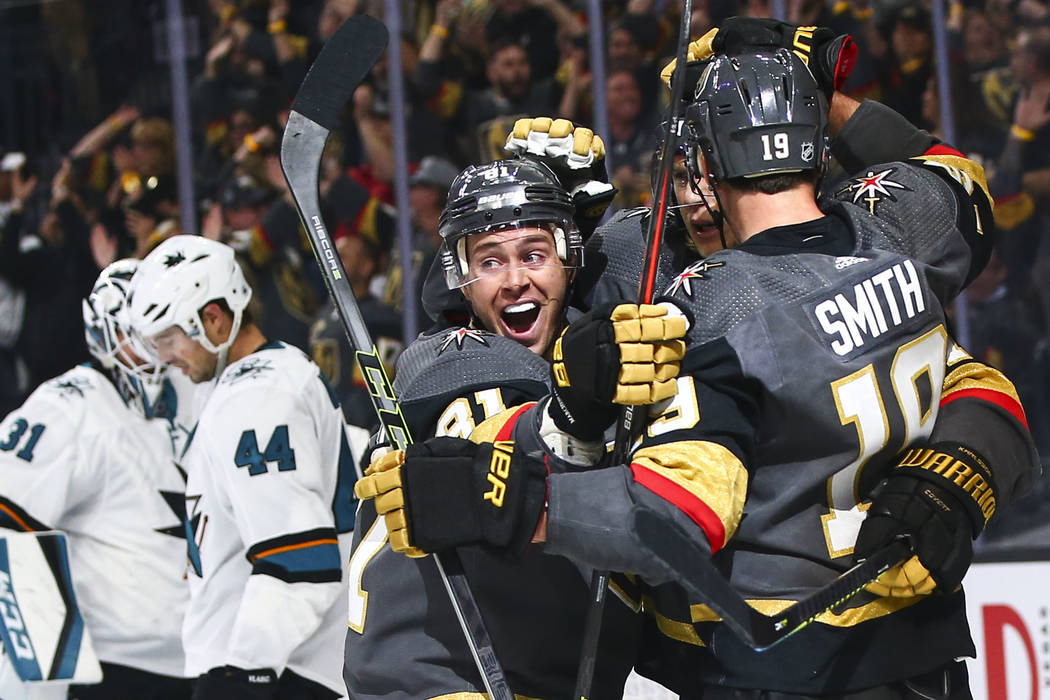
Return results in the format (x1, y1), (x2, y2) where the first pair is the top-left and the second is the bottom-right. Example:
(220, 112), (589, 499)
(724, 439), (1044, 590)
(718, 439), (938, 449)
(83, 258), (166, 415)
(438, 159), (582, 290)
(684, 49), (829, 184)
(127, 235), (252, 368)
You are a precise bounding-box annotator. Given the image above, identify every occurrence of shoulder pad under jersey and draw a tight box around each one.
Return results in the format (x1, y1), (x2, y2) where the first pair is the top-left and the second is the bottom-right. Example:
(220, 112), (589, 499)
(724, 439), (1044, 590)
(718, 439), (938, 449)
(393, 328), (549, 405)
(832, 158), (993, 290)
(577, 207), (684, 310)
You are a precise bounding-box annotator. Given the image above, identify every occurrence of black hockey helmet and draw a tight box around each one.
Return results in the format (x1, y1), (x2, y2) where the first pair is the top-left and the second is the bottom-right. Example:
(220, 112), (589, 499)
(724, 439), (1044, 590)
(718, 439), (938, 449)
(438, 158), (580, 289)
(684, 49), (829, 183)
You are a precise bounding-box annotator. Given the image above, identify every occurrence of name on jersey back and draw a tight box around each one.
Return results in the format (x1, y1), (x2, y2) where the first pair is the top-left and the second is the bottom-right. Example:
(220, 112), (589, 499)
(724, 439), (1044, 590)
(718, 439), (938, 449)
(813, 259), (927, 356)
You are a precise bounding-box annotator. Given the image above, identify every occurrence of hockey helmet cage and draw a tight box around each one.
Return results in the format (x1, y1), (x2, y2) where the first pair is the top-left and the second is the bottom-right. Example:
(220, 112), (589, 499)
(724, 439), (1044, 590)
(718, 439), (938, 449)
(685, 49), (829, 182)
(127, 235), (252, 356)
(83, 258), (166, 414)
(438, 158), (581, 289)
(651, 58), (709, 198)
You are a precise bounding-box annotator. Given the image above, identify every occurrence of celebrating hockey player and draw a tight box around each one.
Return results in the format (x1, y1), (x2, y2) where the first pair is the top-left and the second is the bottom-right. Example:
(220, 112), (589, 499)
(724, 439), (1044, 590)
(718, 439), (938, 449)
(127, 235), (357, 699)
(0, 259), (193, 699)
(345, 154), (686, 698)
(358, 28), (1039, 698)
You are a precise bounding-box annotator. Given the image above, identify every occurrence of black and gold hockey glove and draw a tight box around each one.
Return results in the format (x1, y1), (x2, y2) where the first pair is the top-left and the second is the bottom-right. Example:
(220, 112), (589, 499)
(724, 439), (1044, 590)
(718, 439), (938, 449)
(855, 442), (997, 597)
(354, 437), (548, 559)
(504, 117), (616, 238)
(193, 666), (278, 700)
(548, 302), (688, 441)
(712, 18), (857, 98)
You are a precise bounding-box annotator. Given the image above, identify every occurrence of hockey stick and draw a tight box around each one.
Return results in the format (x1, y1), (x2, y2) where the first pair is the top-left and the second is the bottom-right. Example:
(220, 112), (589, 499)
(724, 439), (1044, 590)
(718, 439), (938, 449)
(572, 4), (694, 699)
(633, 508), (912, 650)
(279, 16), (513, 699)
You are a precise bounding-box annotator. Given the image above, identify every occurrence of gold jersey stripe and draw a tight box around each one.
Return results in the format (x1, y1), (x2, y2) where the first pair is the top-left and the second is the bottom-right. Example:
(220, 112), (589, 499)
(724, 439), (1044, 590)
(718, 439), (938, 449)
(915, 153), (992, 204)
(642, 595), (706, 646)
(943, 359), (1021, 405)
(645, 594), (927, 647)
(469, 403), (535, 444)
(632, 440), (748, 543)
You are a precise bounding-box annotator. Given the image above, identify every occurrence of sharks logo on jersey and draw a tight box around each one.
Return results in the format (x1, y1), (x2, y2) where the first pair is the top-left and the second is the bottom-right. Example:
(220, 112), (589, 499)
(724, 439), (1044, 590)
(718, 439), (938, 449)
(221, 357), (275, 386)
(156, 489), (188, 540)
(47, 376), (93, 399)
(184, 493), (205, 577)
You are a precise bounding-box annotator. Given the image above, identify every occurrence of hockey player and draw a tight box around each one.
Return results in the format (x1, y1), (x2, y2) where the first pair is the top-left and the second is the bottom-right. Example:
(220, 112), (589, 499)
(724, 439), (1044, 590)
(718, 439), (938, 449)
(127, 235), (357, 699)
(358, 41), (1039, 697)
(0, 259), (192, 699)
(345, 156), (686, 698)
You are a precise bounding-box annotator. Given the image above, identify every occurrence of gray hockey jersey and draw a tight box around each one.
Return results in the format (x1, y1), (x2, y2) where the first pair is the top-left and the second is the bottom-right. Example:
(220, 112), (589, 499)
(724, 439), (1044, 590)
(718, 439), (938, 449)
(344, 328), (640, 699)
(537, 154), (1037, 693)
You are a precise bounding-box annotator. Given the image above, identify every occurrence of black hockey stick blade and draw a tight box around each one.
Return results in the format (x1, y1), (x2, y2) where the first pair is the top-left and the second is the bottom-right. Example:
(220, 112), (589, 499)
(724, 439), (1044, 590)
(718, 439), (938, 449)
(632, 508), (912, 651)
(289, 15), (386, 131)
(280, 16), (513, 700)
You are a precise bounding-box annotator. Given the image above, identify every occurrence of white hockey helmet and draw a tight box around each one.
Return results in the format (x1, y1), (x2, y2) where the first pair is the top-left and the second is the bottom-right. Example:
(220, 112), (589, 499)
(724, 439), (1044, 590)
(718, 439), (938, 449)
(127, 235), (252, 356)
(83, 258), (166, 414)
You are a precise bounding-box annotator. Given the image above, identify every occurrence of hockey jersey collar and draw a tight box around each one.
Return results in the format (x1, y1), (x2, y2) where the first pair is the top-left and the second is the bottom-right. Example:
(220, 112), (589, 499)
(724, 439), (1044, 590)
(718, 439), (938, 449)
(734, 205), (855, 257)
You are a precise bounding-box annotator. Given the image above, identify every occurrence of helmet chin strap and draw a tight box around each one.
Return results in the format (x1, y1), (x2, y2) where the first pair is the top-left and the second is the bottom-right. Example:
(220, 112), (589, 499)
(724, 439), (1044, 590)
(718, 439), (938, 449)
(697, 182), (730, 253)
(195, 310), (244, 379)
(541, 264), (577, 360)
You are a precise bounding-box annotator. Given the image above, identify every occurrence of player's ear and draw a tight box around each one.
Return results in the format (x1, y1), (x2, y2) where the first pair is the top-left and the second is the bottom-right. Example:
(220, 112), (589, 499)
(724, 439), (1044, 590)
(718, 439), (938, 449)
(200, 301), (231, 341)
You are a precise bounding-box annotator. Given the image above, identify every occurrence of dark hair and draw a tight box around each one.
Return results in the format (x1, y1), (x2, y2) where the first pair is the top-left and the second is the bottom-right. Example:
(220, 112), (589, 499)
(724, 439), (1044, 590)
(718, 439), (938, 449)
(726, 170), (817, 194)
(203, 297), (254, 327)
(486, 38), (526, 63)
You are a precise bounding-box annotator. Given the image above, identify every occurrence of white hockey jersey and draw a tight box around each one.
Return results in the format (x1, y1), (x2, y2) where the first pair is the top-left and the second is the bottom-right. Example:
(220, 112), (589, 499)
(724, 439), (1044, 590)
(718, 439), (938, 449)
(154, 367), (200, 462)
(181, 341), (356, 695)
(0, 364), (188, 678)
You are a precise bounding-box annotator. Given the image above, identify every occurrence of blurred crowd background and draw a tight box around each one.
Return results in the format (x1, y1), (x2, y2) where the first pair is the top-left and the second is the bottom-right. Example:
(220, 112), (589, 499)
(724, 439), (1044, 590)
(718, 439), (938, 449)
(0, 0), (1047, 552)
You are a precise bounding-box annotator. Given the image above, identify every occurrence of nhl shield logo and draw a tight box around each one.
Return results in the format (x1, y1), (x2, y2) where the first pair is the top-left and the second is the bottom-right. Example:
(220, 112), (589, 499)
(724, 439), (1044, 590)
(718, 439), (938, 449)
(801, 141), (814, 163)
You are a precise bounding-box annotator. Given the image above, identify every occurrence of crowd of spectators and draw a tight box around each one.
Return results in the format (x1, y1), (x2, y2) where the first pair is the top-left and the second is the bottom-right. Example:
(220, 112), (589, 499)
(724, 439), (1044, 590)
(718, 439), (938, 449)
(0, 0), (1048, 545)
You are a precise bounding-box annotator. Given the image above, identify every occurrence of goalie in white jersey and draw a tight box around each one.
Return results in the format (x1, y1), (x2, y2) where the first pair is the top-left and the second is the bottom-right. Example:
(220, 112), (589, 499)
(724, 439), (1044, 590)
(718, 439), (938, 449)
(128, 235), (356, 700)
(0, 258), (193, 698)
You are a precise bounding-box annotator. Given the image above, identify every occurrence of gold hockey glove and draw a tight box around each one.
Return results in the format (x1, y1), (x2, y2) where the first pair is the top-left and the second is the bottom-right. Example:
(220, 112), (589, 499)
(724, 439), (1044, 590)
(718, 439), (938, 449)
(548, 301), (688, 441)
(659, 28), (719, 85)
(504, 116), (615, 238)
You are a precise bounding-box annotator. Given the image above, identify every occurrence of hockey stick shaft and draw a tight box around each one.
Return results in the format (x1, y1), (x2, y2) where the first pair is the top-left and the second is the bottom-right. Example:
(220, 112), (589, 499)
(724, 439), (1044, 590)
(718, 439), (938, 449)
(572, 5), (694, 699)
(632, 508), (911, 650)
(279, 17), (512, 699)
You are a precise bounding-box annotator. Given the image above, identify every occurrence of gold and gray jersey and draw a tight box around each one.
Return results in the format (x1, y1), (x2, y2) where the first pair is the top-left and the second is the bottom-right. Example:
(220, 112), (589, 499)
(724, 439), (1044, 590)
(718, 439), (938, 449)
(344, 328), (639, 699)
(539, 156), (1008, 693)
(574, 207), (695, 311)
